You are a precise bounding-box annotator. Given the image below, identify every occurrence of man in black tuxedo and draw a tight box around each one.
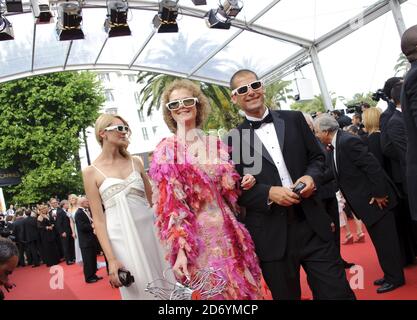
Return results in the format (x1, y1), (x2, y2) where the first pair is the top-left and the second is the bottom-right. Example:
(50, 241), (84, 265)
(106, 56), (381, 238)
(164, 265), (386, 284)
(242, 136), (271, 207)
(23, 210), (41, 267)
(74, 197), (102, 283)
(401, 25), (417, 221)
(314, 114), (405, 294)
(48, 198), (63, 260)
(303, 113), (355, 269)
(56, 200), (75, 265)
(11, 212), (27, 267)
(385, 82), (417, 266)
(227, 69), (354, 300)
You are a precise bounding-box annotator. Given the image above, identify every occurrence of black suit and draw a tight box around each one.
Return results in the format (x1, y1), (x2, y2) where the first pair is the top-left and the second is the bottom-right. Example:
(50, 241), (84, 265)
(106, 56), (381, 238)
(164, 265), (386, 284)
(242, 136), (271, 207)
(49, 208), (63, 260)
(24, 215), (41, 266)
(12, 217), (27, 266)
(402, 61), (417, 221)
(333, 130), (404, 285)
(228, 110), (354, 300)
(386, 110), (408, 191)
(385, 110), (417, 265)
(56, 208), (75, 263)
(316, 140), (341, 252)
(74, 208), (97, 282)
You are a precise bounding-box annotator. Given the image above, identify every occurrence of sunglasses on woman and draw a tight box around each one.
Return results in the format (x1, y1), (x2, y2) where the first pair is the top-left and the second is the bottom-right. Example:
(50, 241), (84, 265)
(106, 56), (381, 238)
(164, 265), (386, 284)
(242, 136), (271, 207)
(165, 97), (199, 111)
(104, 125), (130, 133)
(231, 80), (263, 96)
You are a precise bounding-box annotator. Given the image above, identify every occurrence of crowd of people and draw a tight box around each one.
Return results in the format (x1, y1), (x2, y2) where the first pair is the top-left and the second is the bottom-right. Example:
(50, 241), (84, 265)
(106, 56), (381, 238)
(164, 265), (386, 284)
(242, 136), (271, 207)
(0, 194), (108, 299)
(1, 24), (416, 301)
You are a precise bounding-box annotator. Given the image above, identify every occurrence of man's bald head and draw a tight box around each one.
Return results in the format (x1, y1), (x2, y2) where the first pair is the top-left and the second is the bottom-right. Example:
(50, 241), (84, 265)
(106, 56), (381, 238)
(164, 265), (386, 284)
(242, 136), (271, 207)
(401, 25), (417, 63)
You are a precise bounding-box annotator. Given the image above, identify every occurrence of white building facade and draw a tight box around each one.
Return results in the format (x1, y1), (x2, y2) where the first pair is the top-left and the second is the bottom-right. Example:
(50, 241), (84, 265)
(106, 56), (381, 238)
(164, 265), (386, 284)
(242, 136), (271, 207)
(80, 70), (172, 169)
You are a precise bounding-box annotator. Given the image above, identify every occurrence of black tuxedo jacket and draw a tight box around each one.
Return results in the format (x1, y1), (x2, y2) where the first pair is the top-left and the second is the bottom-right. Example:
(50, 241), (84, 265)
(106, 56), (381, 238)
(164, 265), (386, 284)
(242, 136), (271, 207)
(402, 61), (417, 219)
(228, 110), (333, 262)
(56, 208), (71, 235)
(386, 110), (408, 190)
(24, 216), (40, 242)
(333, 130), (398, 227)
(316, 139), (338, 200)
(12, 218), (26, 243)
(74, 208), (96, 249)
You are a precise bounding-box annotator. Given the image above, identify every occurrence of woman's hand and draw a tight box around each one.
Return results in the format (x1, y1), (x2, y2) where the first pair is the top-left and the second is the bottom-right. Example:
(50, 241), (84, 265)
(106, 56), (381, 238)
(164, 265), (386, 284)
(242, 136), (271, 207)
(108, 259), (124, 288)
(173, 249), (190, 280)
(241, 174), (256, 190)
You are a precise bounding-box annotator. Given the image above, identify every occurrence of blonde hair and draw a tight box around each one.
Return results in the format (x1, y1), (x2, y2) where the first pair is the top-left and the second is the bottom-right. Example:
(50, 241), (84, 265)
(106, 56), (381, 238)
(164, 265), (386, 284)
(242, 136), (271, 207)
(362, 107), (381, 134)
(95, 114), (131, 159)
(38, 204), (48, 215)
(161, 79), (211, 133)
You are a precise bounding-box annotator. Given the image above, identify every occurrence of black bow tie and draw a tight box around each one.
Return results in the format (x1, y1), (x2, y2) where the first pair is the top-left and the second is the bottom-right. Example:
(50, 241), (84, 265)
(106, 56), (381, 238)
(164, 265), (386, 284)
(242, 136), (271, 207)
(248, 112), (273, 129)
(327, 144), (335, 151)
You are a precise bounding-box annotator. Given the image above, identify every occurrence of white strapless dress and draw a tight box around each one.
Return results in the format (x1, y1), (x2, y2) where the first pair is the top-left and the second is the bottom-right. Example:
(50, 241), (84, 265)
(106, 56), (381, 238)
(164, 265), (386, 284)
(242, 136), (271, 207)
(99, 169), (170, 300)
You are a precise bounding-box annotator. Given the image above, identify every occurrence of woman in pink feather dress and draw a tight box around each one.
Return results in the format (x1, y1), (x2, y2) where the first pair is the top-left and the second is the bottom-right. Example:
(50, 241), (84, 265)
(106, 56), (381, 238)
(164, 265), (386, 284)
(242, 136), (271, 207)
(149, 79), (270, 300)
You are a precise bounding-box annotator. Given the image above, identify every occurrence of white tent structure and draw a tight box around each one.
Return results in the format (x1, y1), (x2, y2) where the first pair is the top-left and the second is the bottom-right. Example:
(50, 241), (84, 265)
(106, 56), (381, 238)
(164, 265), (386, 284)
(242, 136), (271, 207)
(0, 0), (413, 110)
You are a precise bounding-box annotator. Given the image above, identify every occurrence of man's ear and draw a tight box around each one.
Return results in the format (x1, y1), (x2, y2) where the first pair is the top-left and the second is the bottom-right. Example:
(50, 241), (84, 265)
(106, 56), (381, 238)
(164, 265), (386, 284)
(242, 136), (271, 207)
(231, 94), (237, 104)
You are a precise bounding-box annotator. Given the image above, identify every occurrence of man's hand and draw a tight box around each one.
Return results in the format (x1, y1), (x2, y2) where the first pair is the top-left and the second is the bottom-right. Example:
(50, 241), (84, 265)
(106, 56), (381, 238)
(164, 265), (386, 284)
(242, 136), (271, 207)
(292, 175), (316, 199)
(61, 232), (67, 238)
(269, 186), (300, 207)
(370, 196), (389, 210)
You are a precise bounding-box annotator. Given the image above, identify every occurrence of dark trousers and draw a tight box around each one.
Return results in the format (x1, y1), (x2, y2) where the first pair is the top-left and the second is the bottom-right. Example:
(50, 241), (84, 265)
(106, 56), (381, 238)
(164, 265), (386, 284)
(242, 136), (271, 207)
(260, 220), (355, 300)
(60, 234), (75, 263)
(366, 210), (405, 285)
(16, 242), (26, 267)
(80, 246), (97, 282)
(322, 196), (341, 249)
(26, 241), (40, 266)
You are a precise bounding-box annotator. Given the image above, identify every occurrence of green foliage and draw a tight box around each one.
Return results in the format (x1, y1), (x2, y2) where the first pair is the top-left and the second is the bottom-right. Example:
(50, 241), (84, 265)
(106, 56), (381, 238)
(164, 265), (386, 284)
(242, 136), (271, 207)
(264, 80), (292, 110)
(394, 53), (410, 76)
(0, 72), (104, 205)
(290, 94), (333, 113)
(136, 71), (243, 131)
(344, 92), (377, 108)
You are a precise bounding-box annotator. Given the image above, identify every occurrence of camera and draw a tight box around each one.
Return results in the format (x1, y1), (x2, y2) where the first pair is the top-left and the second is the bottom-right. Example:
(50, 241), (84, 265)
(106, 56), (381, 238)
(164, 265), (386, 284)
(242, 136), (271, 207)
(346, 104), (362, 114)
(118, 269), (135, 287)
(293, 182), (306, 196)
(372, 89), (389, 102)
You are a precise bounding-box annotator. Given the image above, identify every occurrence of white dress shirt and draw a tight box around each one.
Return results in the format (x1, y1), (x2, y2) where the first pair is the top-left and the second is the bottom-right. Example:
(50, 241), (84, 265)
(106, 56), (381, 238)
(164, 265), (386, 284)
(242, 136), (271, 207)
(246, 109), (293, 188)
(331, 130), (338, 173)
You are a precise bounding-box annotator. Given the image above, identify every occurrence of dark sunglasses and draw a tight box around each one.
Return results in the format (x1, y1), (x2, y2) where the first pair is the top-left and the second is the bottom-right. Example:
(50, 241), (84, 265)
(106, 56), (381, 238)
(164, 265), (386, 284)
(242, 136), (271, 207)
(232, 80), (263, 96)
(104, 125), (130, 133)
(166, 97), (199, 111)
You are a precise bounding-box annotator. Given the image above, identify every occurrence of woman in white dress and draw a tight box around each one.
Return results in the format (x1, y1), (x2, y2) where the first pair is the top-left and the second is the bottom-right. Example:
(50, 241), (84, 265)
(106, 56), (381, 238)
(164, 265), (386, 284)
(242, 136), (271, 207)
(82, 114), (170, 300)
(68, 194), (83, 265)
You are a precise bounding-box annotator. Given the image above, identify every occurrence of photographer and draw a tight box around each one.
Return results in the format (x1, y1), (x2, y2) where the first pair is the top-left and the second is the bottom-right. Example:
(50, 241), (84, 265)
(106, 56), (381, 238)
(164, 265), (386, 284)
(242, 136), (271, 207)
(332, 110), (352, 129)
(0, 237), (18, 300)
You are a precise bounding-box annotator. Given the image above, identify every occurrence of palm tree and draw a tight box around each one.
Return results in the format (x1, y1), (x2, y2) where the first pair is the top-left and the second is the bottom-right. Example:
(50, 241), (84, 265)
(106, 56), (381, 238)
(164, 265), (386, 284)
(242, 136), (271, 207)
(264, 80), (292, 110)
(136, 71), (243, 131)
(394, 53), (410, 76)
(290, 93), (337, 114)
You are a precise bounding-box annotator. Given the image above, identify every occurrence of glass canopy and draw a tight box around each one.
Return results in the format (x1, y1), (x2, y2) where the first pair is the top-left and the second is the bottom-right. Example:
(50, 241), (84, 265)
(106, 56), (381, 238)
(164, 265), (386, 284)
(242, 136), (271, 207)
(0, 0), (413, 88)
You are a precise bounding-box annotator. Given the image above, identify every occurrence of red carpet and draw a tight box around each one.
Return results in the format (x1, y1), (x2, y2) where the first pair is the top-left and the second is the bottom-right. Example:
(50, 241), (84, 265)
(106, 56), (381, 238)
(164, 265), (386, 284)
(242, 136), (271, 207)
(5, 221), (417, 300)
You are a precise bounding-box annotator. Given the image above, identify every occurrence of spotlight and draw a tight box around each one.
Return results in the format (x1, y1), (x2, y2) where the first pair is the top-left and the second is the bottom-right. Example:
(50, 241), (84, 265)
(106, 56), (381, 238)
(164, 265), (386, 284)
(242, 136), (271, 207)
(5, 0), (23, 12)
(152, 0), (178, 33)
(205, 0), (243, 29)
(206, 8), (230, 29)
(222, 0), (242, 18)
(191, 0), (206, 5)
(104, 0), (131, 37)
(0, 15), (14, 41)
(30, 0), (53, 24)
(56, 1), (84, 41)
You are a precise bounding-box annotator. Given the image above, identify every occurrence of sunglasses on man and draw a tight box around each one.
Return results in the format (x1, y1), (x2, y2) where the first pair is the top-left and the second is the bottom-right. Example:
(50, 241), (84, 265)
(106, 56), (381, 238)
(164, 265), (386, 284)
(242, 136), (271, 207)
(165, 97), (199, 111)
(104, 125), (130, 133)
(231, 80), (263, 96)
